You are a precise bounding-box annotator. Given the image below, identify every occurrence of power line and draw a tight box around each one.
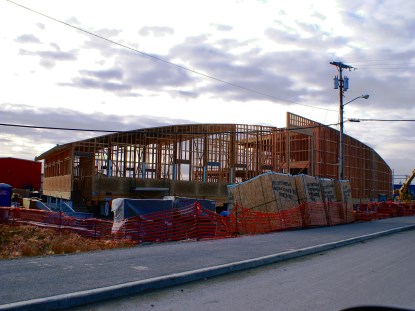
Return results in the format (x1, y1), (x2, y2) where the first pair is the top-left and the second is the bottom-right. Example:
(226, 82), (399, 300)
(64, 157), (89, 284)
(353, 119), (415, 122)
(0, 121), (341, 134)
(347, 59), (415, 65)
(5, 0), (337, 112)
(355, 67), (415, 70)
(342, 59), (415, 70)
(349, 59), (397, 64)
(0, 122), (117, 133)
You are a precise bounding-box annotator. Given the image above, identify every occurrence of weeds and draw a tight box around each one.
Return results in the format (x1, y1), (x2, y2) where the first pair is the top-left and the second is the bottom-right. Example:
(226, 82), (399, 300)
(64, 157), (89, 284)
(0, 224), (134, 259)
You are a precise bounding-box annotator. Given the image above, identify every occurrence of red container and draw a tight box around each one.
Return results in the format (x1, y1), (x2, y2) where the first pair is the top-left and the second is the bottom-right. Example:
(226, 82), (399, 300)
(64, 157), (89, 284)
(0, 157), (42, 190)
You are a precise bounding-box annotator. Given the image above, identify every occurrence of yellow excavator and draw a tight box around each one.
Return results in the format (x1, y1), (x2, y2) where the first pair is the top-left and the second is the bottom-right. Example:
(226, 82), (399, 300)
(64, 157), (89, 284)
(395, 169), (415, 201)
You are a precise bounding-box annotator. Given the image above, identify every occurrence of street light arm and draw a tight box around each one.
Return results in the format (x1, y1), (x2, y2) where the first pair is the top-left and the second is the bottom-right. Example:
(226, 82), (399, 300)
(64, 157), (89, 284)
(344, 94), (369, 106)
(338, 93), (369, 180)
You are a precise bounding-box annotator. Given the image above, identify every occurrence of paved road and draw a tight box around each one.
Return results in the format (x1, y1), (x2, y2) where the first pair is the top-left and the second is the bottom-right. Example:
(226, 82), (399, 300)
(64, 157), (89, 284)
(1, 216), (415, 310)
(71, 229), (415, 311)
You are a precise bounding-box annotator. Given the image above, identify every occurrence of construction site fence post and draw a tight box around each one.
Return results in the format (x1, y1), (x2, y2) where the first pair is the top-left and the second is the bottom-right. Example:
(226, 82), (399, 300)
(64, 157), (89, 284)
(137, 220), (140, 244)
(59, 210), (62, 234)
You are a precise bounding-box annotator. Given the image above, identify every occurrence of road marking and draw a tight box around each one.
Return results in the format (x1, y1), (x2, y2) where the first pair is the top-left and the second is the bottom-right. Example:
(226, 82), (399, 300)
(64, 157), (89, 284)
(131, 266), (149, 271)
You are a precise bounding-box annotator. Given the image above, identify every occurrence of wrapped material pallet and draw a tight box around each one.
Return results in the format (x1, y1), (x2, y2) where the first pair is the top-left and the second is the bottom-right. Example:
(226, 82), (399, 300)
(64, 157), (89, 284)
(320, 178), (336, 202)
(321, 178), (343, 225)
(295, 174), (324, 203)
(111, 199), (174, 240)
(334, 180), (355, 223)
(227, 172), (302, 232)
(270, 173), (302, 229)
(295, 174), (328, 226)
(228, 172), (299, 212)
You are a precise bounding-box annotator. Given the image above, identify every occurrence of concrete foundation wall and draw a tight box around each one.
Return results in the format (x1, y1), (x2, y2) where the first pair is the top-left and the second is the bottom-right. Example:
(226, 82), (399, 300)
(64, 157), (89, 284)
(90, 176), (228, 204)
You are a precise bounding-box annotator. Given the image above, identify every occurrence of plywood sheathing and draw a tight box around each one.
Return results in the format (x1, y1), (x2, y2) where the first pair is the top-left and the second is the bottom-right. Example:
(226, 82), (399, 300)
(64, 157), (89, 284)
(321, 178), (343, 225)
(294, 174), (327, 226)
(334, 180), (355, 222)
(227, 172), (300, 212)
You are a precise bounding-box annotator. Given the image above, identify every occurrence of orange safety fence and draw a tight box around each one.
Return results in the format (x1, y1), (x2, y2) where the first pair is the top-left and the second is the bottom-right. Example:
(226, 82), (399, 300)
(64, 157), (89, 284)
(300, 202), (329, 227)
(229, 202), (358, 235)
(113, 202), (234, 243)
(0, 207), (114, 239)
(279, 206), (304, 230)
(0, 203), (234, 244)
(355, 201), (415, 221)
(229, 202), (353, 235)
(229, 205), (303, 235)
(2, 200), (415, 244)
(229, 206), (279, 235)
(325, 202), (344, 226)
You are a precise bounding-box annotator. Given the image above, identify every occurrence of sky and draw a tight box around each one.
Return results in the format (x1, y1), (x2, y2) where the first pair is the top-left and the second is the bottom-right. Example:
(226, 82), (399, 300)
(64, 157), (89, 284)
(1, 0), (414, 182)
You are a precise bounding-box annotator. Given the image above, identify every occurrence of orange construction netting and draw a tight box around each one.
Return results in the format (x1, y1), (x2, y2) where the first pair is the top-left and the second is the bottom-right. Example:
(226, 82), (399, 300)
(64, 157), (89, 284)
(2, 201), (415, 243)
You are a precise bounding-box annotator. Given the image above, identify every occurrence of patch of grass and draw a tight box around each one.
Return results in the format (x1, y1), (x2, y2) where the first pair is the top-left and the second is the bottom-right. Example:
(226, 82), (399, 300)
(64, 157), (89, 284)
(0, 224), (135, 259)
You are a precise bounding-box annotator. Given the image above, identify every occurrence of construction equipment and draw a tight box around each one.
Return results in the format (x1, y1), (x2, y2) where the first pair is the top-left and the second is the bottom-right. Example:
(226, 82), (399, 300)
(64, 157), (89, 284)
(396, 169), (415, 201)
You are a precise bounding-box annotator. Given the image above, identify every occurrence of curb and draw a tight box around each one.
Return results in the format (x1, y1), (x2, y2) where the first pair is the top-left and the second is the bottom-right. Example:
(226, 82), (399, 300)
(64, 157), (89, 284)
(2, 224), (415, 311)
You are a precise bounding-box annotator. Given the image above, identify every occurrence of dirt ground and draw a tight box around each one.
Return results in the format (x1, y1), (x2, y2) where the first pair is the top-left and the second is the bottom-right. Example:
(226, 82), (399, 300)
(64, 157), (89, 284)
(0, 224), (135, 259)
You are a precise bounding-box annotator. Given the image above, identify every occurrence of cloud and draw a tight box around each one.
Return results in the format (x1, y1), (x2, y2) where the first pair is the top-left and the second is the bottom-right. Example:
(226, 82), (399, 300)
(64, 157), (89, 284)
(63, 46), (195, 96)
(139, 26), (174, 37)
(79, 32), (330, 105)
(211, 24), (233, 32)
(27, 2), (413, 118)
(18, 43), (78, 69)
(81, 69), (124, 80)
(121, 52), (195, 89)
(346, 118), (415, 175)
(94, 28), (123, 38)
(1, 103), (192, 132)
(169, 90), (200, 98)
(0, 104), (193, 160)
(62, 67), (128, 93)
(168, 36), (304, 102)
(4, 0), (415, 178)
(62, 77), (132, 92)
(79, 27), (124, 60)
(37, 49), (77, 61)
(15, 34), (41, 44)
(65, 17), (81, 25)
(61, 31), (331, 104)
(340, 1), (415, 50)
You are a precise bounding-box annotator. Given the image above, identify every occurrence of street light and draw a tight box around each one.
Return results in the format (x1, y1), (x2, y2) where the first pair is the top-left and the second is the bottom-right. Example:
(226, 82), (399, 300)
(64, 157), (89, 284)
(344, 94), (369, 106)
(339, 94), (370, 180)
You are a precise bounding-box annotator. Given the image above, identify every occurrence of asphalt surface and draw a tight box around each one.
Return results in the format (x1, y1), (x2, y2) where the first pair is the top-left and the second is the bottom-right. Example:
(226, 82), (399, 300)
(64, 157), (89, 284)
(71, 229), (415, 311)
(1, 216), (415, 310)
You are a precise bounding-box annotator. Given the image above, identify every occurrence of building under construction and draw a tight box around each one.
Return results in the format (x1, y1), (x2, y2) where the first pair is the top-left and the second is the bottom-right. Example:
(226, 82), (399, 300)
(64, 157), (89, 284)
(36, 112), (392, 213)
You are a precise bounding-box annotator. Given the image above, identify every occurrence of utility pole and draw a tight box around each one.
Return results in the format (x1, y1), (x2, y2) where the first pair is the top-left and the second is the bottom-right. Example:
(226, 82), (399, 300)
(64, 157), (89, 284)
(330, 61), (355, 180)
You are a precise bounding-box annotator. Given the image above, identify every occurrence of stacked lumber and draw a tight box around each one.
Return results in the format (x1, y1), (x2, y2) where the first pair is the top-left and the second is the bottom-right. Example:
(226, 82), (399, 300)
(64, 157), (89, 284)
(321, 178), (343, 225)
(228, 173), (355, 233)
(227, 172), (302, 232)
(335, 180), (355, 222)
(295, 175), (327, 226)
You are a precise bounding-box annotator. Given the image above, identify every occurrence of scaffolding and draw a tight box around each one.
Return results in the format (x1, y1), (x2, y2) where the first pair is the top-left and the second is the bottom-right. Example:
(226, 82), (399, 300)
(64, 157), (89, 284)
(37, 112), (392, 205)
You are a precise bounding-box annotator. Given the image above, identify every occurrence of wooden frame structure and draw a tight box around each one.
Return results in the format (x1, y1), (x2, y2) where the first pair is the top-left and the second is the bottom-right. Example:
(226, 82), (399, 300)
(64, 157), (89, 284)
(36, 112), (392, 208)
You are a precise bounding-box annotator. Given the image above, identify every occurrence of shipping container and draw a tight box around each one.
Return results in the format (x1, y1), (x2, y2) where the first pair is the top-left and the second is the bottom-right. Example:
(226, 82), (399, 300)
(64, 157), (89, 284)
(0, 157), (42, 190)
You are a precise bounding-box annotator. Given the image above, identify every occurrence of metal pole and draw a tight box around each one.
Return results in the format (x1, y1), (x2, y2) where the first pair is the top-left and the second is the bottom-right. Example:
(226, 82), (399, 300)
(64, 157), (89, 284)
(330, 61), (355, 181)
(339, 66), (344, 180)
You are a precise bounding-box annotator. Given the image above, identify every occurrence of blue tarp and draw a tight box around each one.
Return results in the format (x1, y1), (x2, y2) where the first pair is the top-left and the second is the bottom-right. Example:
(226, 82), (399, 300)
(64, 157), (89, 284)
(0, 183), (12, 207)
(174, 197), (216, 213)
(111, 197), (217, 223)
(112, 198), (174, 222)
